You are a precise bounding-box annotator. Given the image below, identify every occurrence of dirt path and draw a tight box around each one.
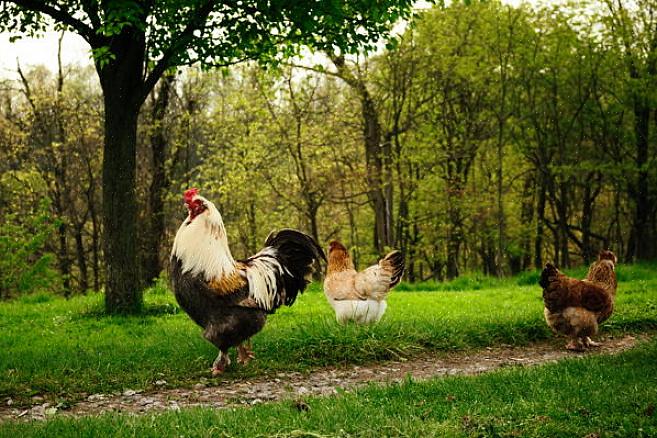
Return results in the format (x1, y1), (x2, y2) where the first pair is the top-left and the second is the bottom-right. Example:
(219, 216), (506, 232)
(0, 334), (644, 422)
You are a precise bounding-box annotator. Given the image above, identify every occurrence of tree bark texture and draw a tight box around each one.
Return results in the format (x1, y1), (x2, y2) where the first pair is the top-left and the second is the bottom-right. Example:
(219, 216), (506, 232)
(142, 74), (174, 286)
(626, 103), (656, 261)
(98, 31), (146, 313)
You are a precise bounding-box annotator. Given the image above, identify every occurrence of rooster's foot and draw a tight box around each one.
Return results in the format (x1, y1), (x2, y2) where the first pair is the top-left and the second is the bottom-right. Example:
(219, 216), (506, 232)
(237, 343), (255, 365)
(211, 351), (230, 375)
(565, 340), (585, 351)
(584, 337), (601, 348)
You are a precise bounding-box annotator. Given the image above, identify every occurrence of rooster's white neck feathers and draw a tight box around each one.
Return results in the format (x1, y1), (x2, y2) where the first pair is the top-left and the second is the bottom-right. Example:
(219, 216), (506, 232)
(172, 196), (237, 280)
(172, 195), (287, 311)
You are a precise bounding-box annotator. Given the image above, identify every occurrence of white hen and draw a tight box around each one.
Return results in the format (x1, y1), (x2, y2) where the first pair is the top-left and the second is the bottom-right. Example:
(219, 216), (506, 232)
(323, 241), (404, 324)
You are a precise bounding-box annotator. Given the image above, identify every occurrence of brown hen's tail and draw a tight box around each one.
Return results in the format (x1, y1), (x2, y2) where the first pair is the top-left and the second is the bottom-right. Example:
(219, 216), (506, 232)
(382, 250), (405, 288)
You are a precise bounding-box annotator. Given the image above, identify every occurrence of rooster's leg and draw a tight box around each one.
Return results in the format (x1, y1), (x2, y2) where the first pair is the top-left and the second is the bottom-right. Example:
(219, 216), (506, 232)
(565, 338), (585, 351)
(584, 337), (601, 348)
(237, 341), (255, 365)
(211, 349), (231, 376)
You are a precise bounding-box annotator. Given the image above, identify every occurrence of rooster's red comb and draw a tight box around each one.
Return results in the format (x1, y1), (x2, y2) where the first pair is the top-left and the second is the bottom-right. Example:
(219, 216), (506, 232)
(184, 188), (199, 204)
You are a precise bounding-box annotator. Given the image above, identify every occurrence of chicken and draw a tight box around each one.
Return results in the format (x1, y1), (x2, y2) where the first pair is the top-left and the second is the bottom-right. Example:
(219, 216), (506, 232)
(323, 241), (404, 324)
(170, 188), (325, 375)
(539, 250), (617, 351)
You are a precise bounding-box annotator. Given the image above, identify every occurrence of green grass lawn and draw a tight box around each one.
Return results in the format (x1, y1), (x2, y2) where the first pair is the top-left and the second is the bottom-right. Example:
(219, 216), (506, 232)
(1, 263), (656, 409)
(3, 334), (657, 437)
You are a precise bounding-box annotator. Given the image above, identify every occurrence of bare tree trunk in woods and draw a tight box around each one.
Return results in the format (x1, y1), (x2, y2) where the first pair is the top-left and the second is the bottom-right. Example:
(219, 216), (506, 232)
(87, 160), (101, 292)
(557, 184), (570, 268)
(331, 56), (393, 253)
(362, 90), (392, 253)
(446, 183), (464, 280)
(247, 200), (258, 254)
(534, 172), (547, 269)
(581, 172), (602, 264)
(74, 225), (89, 292)
(519, 174), (534, 272)
(142, 74), (175, 286)
(626, 103), (657, 261)
(496, 118), (506, 276)
(53, 33), (72, 295)
(57, 222), (72, 295)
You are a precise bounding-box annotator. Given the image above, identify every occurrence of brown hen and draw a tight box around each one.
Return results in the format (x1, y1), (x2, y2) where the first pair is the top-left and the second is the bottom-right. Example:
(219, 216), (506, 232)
(539, 250), (617, 351)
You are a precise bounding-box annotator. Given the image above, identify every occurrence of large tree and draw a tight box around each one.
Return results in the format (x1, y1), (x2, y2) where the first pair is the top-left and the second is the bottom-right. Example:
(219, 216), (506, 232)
(602, 0), (657, 261)
(0, 0), (414, 313)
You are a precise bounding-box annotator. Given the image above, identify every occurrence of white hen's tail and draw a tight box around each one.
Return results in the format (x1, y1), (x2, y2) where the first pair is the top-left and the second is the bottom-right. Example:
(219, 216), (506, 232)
(382, 250), (405, 288)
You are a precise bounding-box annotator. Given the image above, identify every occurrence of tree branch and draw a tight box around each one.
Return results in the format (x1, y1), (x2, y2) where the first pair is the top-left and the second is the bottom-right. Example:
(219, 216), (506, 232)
(80, 0), (102, 31)
(283, 62), (345, 81)
(9, 0), (95, 43)
(139, 0), (217, 103)
(15, 59), (36, 112)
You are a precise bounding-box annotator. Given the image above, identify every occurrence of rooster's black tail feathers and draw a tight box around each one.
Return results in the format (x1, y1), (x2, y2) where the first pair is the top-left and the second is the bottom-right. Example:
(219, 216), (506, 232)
(265, 229), (326, 306)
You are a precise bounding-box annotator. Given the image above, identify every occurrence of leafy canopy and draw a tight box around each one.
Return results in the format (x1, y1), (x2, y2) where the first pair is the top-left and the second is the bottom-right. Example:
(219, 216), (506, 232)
(1, 1), (416, 88)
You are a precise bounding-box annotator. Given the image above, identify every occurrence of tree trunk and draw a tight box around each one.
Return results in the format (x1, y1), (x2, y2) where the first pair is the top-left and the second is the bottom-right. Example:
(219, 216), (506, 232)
(362, 92), (390, 253)
(142, 74), (174, 286)
(84, 156), (101, 293)
(534, 172), (547, 269)
(446, 184), (464, 280)
(557, 183), (570, 268)
(74, 225), (89, 293)
(57, 221), (71, 296)
(331, 57), (393, 253)
(581, 175), (597, 264)
(307, 204), (322, 281)
(89, 186), (101, 293)
(98, 33), (146, 313)
(496, 118), (506, 276)
(102, 97), (141, 312)
(247, 200), (258, 254)
(627, 104), (656, 261)
(519, 173), (535, 272)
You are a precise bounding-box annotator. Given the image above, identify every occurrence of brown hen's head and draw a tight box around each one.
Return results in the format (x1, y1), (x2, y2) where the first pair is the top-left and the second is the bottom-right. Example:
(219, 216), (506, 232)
(598, 250), (617, 265)
(327, 240), (352, 272)
(328, 241), (347, 253)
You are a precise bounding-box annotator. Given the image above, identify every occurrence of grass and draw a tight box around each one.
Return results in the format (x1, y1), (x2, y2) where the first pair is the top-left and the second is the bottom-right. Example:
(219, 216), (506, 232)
(2, 336), (657, 437)
(1, 263), (656, 408)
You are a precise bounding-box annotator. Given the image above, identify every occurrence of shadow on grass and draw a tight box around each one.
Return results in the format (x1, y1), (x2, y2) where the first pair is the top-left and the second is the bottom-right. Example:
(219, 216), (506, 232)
(78, 302), (182, 319)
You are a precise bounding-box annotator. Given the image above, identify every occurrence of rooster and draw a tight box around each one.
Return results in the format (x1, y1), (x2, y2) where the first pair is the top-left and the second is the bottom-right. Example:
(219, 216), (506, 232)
(323, 241), (404, 324)
(170, 188), (325, 375)
(539, 250), (617, 351)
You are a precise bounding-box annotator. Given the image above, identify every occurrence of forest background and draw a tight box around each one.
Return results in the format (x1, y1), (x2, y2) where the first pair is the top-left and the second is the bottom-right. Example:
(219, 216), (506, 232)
(1, 0), (656, 301)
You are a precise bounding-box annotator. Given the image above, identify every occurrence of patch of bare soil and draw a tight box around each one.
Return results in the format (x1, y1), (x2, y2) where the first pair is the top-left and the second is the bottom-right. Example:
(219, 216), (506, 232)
(0, 334), (645, 422)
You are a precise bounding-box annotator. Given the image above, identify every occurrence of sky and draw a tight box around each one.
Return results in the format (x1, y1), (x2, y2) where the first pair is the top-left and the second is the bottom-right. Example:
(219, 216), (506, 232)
(0, 31), (91, 79)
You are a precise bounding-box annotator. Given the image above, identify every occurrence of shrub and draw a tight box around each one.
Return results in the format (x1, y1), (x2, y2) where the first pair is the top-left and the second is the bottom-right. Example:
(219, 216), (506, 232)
(0, 200), (61, 299)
